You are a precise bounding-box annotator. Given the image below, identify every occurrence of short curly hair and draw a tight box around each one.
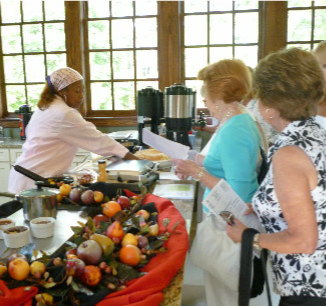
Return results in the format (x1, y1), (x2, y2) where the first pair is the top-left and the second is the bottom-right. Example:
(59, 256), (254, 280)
(197, 59), (251, 103)
(254, 47), (325, 121)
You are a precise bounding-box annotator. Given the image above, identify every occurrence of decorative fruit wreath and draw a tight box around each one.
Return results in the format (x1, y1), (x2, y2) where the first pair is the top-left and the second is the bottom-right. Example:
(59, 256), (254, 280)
(0, 190), (189, 306)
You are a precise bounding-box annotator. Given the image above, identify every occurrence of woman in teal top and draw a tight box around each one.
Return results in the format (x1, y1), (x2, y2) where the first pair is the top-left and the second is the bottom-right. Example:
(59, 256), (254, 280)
(174, 59), (263, 306)
(202, 113), (261, 212)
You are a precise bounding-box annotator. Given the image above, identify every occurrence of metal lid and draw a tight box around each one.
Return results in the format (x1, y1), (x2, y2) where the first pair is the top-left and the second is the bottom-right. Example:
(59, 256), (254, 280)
(164, 83), (194, 95)
(19, 181), (57, 198)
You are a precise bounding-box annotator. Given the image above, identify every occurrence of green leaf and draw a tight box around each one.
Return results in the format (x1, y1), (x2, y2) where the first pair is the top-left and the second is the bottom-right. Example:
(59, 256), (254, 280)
(42, 282), (57, 288)
(116, 262), (143, 281)
(71, 226), (83, 235)
(71, 280), (94, 296)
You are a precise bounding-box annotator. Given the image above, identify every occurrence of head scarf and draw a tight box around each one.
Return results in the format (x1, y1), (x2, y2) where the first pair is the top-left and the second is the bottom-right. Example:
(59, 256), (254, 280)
(46, 67), (83, 92)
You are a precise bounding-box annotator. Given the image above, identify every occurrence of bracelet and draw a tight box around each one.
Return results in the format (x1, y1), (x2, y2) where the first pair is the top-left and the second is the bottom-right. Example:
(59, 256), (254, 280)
(253, 233), (262, 252)
(192, 167), (206, 181)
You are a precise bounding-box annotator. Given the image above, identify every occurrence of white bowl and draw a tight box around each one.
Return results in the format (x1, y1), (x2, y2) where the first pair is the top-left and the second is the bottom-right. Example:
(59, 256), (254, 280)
(30, 217), (55, 238)
(0, 219), (15, 239)
(3, 226), (30, 248)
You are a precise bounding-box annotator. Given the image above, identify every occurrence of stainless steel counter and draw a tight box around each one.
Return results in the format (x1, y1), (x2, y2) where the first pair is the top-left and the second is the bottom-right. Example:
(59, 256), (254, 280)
(0, 209), (85, 258)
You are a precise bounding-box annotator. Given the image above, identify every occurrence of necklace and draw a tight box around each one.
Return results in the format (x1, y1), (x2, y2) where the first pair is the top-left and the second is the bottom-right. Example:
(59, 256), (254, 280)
(216, 102), (245, 131)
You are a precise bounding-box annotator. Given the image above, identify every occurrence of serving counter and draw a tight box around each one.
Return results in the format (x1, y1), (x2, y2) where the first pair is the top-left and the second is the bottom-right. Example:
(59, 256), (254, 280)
(0, 173), (197, 305)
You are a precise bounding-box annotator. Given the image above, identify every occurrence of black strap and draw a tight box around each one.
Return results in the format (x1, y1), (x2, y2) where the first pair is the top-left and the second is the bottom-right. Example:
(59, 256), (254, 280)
(257, 147), (269, 184)
(239, 228), (272, 306)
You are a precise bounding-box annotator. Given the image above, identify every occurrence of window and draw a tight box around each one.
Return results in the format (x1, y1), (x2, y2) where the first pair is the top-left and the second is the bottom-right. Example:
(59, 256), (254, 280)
(287, 0), (326, 50)
(183, 0), (259, 107)
(85, 0), (158, 116)
(0, 0), (66, 113)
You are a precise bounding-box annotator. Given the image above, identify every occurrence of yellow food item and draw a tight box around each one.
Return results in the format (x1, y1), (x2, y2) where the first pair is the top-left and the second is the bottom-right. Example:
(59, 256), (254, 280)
(135, 148), (169, 161)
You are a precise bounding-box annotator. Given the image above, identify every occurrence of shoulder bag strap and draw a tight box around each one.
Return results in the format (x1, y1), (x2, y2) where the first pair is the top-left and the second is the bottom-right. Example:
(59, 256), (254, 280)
(239, 228), (272, 306)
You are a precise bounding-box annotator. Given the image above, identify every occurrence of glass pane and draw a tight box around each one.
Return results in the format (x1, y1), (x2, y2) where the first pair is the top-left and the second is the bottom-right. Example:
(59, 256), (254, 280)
(185, 15), (207, 46)
(235, 12), (258, 43)
(45, 23), (65, 51)
(25, 55), (45, 82)
(185, 80), (203, 108)
(88, 0), (110, 18)
(234, 0), (259, 10)
(135, 0), (157, 15)
(135, 18), (157, 48)
(112, 51), (134, 79)
(185, 48), (208, 77)
(6, 85), (27, 112)
(23, 24), (44, 52)
(88, 21), (110, 50)
(209, 1), (232, 11)
(114, 82), (135, 110)
(1, 0), (21, 23)
(27, 84), (44, 109)
(91, 82), (112, 110)
(46, 54), (66, 74)
(287, 10), (312, 41)
(288, 0), (312, 8)
(210, 47), (233, 62)
(234, 46), (258, 68)
(45, 0), (65, 20)
(3, 55), (24, 83)
(184, 0), (208, 13)
(112, 19), (133, 49)
(90, 52), (111, 80)
(314, 1), (326, 6)
(210, 14), (232, 44)
(286, 43), (311, 50)
(1, 25), (22, 54)
(136, 81), (159, 92)
(111, 0), (133, 17)
(314, 9), (326, 40)
(23, 0), (43, 22)
(136, 50), (158, 78)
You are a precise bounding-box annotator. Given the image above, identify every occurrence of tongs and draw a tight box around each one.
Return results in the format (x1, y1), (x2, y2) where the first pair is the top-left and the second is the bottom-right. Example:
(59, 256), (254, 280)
(13, 165), (73, 188)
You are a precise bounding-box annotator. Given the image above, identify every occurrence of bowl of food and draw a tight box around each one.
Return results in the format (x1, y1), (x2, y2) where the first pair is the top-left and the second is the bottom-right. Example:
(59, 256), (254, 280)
(3, 226), (30, 248)
(0, 219), (15, 239)
(30, 217), (55, 238)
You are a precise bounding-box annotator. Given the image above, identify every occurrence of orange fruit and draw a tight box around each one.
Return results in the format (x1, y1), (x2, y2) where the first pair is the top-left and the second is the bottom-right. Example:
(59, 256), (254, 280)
(80, 265), (102, 286)
(102, 201), (121, 218)
(119, 245), (141, 266)
(8, 258), (30, 281)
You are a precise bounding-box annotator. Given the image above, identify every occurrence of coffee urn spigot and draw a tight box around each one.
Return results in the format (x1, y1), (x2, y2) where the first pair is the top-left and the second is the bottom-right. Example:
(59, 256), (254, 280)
(164, 84), (196, 148)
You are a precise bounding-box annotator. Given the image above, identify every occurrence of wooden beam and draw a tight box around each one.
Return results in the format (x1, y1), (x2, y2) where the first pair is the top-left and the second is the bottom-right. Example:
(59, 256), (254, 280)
(157, 1), (183, 90)
(259, 1), (287, 59)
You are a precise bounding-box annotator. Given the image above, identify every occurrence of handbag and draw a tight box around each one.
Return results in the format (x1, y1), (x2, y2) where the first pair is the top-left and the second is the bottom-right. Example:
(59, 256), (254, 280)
(239, 228), (272, 306)
(189, 214), (240, 292)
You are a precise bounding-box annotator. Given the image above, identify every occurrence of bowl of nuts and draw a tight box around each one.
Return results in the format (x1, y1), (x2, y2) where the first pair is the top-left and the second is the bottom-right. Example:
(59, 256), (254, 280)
(30, 217), (55, 238)
(0, 219), (15, 239)
(3, 226), (30, 248)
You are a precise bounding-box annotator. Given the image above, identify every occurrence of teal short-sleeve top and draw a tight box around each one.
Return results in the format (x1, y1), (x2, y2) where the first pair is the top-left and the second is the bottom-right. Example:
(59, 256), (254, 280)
(202, 113), (261, 212)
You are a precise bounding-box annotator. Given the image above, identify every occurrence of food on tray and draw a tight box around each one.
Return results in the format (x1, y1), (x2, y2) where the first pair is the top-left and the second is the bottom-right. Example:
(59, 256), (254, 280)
(135, 148), (169, 161)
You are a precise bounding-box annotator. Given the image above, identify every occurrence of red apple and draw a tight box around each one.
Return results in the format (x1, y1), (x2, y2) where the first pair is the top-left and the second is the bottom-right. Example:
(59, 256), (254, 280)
(66, 258), (85, 277)
(117, 196), (131, 209)
(81, 190), (94, 205)
(76, 240), (102, 265)
(93, 214), (110, 227)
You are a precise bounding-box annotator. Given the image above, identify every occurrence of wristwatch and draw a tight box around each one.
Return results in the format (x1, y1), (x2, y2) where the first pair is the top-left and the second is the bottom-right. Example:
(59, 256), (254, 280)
(253, 233), (262, 251)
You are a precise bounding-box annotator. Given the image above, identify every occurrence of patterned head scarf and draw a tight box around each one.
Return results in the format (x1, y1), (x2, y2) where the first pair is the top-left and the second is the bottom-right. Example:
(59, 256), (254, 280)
(46, 67), (83, 92)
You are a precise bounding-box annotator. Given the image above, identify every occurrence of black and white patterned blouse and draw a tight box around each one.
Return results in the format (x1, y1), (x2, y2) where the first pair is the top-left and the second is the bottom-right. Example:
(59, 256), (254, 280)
(252, 118), (326, 297)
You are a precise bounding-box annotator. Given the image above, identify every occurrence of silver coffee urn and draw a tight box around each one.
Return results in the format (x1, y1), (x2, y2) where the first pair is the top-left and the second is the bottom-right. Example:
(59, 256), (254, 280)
(164, 84), (196, 148)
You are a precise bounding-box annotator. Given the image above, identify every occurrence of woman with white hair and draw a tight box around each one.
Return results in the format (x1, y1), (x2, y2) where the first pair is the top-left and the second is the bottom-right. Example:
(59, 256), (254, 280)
(8, 67), (138, 194)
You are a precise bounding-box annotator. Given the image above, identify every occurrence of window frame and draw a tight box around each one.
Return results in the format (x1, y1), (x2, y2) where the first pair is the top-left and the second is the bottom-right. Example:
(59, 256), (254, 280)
(0, 0), (319, 127)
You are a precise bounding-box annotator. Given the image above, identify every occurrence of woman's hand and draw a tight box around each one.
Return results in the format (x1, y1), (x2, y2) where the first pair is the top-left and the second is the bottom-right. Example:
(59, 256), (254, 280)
(173, 159), (201, 178)
(226, 218), (248, 243)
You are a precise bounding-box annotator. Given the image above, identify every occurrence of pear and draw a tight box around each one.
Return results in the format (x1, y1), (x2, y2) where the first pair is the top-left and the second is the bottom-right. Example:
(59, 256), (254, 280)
(90, 233), (115, 256)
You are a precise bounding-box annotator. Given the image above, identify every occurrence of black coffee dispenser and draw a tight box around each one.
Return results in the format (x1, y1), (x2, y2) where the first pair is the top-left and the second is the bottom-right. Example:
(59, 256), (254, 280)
(164, 84), (196, 147)
(137, 87), (164, 145)
(15, 104), (32, 140)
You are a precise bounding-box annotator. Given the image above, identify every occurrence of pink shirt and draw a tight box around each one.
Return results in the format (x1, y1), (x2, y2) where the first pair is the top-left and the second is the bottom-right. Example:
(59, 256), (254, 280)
(8, 96), (128, 193)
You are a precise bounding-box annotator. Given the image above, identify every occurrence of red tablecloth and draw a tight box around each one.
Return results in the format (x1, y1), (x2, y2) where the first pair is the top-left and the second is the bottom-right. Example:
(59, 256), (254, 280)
(0, 194), (189, 306)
